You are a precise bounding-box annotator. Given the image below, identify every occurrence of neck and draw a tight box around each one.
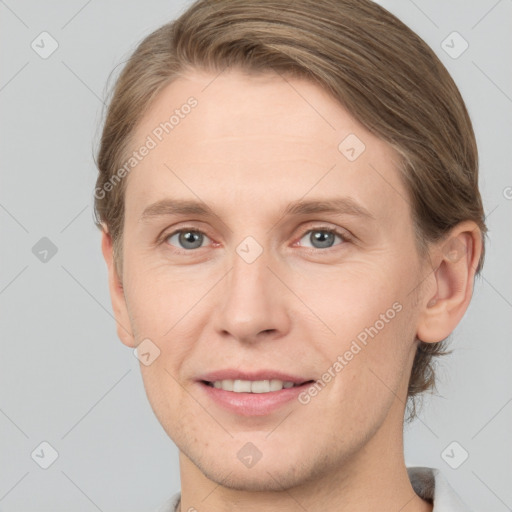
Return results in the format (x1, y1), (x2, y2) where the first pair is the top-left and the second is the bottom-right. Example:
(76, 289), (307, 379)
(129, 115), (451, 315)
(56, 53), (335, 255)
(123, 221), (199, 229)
(180, 420), (432, 512)
(177, 398), (432, 512)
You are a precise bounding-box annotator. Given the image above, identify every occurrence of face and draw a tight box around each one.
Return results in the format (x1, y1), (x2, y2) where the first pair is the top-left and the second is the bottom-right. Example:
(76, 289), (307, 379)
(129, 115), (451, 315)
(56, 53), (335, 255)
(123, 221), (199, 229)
(108, 68), (430, 491)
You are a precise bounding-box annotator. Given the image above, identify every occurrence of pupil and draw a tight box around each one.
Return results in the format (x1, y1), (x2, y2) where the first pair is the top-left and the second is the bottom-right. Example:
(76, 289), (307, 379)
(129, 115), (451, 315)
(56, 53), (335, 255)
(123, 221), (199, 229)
(180, 231), (202, 249)
(312, 231), (334, 248)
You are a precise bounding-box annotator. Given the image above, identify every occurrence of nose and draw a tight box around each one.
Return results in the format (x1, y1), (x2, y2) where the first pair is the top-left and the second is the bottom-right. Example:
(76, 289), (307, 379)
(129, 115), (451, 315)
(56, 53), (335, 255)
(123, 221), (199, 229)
(212, 242), (291, 344)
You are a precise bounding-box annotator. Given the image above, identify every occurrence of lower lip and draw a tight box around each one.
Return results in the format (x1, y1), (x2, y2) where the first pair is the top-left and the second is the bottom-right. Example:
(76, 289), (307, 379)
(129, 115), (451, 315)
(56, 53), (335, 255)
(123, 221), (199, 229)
(198, 381), (312, 416)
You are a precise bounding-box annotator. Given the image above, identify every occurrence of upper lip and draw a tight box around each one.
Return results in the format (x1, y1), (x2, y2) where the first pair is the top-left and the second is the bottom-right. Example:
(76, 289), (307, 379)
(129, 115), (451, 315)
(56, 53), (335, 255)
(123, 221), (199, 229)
(198, 370), (313, 385)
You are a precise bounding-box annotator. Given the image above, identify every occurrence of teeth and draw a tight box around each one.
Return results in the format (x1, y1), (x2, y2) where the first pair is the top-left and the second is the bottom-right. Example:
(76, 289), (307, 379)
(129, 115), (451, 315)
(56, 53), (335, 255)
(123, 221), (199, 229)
(210, 379), (298, 393)
(233, 379), (252, 392)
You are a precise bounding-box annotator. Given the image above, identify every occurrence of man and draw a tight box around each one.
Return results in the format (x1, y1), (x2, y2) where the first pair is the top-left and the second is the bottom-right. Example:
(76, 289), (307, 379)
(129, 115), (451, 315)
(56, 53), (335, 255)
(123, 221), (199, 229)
(94, 0), (486, 510)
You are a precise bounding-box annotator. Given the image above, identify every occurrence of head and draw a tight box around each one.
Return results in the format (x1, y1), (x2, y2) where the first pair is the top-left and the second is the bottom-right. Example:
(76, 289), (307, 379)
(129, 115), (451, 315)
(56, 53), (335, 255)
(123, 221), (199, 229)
(95, 0), (486, 492)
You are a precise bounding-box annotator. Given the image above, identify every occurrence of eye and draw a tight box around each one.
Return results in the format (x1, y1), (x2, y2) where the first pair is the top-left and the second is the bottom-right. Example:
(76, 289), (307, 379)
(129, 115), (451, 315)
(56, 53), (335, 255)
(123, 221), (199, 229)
(161, 226), (349, 253)
(298, 227), (346, 249)
(165, 229), (210, 250)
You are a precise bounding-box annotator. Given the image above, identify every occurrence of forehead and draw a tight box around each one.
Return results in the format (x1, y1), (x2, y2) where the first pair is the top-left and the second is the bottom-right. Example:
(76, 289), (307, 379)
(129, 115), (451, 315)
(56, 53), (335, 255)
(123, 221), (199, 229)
(125, 68), (409, 226)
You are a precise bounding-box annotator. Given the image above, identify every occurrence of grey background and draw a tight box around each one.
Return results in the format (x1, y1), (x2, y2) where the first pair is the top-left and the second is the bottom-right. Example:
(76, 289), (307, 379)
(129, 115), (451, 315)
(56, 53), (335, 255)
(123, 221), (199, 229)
(0, 0), (510, 510)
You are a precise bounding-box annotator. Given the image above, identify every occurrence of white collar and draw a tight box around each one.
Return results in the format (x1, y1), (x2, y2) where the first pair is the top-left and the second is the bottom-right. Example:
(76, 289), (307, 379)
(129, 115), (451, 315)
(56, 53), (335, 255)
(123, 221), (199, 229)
(156, 466), (472, 511)
(407, 466), (472, 511)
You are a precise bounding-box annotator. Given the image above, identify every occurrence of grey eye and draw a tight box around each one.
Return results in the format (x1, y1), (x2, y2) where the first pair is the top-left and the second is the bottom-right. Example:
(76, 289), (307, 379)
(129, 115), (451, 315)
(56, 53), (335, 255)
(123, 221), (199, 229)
(299, 230), (341, 249)
(167, 230), (208, 250)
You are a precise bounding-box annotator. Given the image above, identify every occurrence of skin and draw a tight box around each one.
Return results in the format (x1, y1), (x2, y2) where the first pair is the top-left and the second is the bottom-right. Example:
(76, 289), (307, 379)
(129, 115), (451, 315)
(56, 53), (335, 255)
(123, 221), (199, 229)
(101, 68), (482, 511)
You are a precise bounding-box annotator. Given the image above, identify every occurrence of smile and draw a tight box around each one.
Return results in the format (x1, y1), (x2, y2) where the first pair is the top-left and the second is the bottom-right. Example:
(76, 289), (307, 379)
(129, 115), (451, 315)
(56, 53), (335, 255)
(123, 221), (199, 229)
(204, 379), (307, 393)
(198, 373), (315, 416)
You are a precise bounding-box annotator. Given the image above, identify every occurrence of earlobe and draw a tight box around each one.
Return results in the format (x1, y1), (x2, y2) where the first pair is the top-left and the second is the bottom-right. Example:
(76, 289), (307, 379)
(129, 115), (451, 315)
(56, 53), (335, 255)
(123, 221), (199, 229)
(416, 222), (482, 344)
(100, 226), (136, 348)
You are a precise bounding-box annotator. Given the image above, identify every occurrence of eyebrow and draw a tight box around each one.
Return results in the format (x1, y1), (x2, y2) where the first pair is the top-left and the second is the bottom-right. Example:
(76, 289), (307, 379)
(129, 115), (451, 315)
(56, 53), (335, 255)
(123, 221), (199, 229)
(139, 197), (375, 222)
(282, 197), (375, 220)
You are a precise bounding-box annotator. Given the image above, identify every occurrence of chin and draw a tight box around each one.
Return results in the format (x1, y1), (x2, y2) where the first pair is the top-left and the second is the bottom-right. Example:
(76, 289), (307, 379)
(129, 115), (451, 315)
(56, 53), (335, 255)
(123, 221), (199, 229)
(187, 444), (334, 493)
(199, 461), (308, 492)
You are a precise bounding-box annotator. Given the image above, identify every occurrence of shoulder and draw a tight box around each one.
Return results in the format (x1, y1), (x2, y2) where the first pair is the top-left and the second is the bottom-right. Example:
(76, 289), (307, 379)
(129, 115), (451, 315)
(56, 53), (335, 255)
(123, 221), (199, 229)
(157, 471), (472, 512)
(407, 466), (473, 511)
(153, 491), (181, 512)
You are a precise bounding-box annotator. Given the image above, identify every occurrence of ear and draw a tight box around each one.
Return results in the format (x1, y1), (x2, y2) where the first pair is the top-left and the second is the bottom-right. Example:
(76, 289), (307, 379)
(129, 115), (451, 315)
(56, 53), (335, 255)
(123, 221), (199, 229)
(416, 221), (483, 343)
(101, 225), (136, 348)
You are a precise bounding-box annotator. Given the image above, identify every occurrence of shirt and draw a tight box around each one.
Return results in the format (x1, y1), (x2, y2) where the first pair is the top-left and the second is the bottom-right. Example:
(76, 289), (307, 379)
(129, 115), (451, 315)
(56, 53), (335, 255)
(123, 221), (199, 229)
(154, 466), (472, 511)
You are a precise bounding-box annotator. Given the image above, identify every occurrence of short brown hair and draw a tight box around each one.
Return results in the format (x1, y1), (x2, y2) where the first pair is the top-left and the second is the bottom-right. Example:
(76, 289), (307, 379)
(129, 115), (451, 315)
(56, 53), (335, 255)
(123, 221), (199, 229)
(94, 0), (487, 413)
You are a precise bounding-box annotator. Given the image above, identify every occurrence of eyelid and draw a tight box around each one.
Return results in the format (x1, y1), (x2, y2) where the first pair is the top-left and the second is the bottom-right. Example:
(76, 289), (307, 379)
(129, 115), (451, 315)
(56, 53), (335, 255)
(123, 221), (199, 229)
(159, 225), (214, 250)
(156, 221), (211, 242)
(158, 222), (354, 252)
(293, 224), (353, 249)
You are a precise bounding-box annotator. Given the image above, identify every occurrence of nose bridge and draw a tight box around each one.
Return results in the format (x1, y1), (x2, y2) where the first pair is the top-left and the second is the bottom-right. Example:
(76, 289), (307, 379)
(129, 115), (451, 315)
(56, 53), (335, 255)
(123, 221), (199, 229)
(226, 240), (274, 312)
(213, 237), (289, 341)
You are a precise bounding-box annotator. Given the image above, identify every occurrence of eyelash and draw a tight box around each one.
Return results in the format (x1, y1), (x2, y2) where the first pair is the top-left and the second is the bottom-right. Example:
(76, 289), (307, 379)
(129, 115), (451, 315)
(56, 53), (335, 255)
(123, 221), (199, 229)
(159, 225), (352, 254)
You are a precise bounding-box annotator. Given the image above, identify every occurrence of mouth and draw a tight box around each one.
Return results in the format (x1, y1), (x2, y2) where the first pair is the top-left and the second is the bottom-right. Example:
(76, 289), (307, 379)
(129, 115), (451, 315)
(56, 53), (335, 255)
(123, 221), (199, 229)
(202, 379), (314, 393)
(197, 374), (315, 416)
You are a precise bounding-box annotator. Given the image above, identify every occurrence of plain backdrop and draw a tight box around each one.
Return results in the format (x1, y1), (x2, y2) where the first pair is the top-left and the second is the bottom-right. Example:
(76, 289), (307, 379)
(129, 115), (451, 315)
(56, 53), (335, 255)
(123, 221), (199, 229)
(0, 0), (511, 510)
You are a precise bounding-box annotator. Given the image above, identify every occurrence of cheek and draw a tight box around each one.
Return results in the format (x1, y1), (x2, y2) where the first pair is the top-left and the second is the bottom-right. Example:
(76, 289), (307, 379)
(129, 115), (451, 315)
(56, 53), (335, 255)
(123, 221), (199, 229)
(123, 255), (214, 342)
(302, 264), (403, 343)
(300, 263), (416, 407)
(122, 259), (207, 411)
